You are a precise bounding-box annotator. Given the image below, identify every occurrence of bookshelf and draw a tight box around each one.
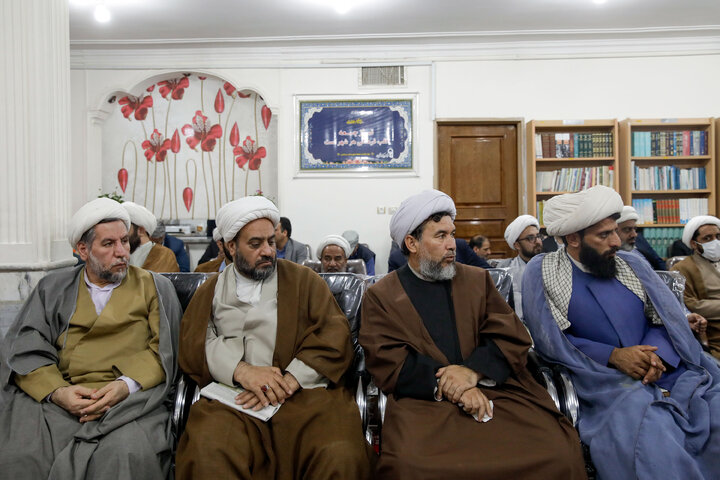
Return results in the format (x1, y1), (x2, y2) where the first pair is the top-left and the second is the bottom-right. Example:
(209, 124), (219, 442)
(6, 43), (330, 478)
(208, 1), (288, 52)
(527, 119), (619, 224)
(619, 118), (715, 228)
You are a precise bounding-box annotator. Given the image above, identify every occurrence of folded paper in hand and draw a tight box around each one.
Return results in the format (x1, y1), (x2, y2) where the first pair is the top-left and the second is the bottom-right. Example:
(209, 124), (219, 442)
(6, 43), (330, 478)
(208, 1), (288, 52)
(200, 382), (281, 422)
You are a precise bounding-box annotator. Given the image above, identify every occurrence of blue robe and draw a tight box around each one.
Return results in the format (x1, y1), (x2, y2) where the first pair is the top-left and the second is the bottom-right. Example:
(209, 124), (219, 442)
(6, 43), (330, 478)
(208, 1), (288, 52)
(522, 250), (720, 480)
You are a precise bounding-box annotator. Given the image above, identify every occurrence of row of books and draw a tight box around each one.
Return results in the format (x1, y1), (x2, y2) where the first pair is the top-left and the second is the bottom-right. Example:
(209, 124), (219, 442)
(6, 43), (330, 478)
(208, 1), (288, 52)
(631, 198), (709, 225)
(642, 227), (684, 259)
(631, 130), (708, 157)
(536, 166), (614, 193)
(631, 164), (707, 191)
(535, 132), (614, 159)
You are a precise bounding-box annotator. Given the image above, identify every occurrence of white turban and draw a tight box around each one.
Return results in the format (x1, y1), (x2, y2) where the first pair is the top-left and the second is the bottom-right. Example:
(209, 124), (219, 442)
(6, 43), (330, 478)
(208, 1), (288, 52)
(342, 230), (359, 251)
(617, 206), (639, 225)
(504, 215), (539, 250)
(122, 202), (157, 237)
(390, 189), (456, 247)
(68, 198), (130, 247)
(682, 215), (720, 248)
(216, 196), (279, 243)
(212, 227), (222, 242)
(316, 235), (351, 259)
(543, 185), (623, 237)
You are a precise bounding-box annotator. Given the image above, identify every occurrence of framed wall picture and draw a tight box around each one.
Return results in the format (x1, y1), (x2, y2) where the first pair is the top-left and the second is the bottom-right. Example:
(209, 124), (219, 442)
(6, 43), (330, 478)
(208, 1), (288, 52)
(296, 95), (417, 177)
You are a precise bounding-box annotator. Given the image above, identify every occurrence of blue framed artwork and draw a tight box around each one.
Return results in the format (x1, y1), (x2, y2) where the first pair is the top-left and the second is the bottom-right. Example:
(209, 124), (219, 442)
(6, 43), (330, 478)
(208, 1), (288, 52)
(299, 99), (414, 173)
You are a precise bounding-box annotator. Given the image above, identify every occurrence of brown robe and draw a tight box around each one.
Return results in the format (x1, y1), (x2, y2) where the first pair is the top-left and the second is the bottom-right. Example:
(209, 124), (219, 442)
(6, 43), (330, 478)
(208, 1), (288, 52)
(194, 256), (223, 273)
(143, 243), (179, 272)
(176, 259), (372, 480)
(360, 263), (586, 480)
(672, 253), (720, 359)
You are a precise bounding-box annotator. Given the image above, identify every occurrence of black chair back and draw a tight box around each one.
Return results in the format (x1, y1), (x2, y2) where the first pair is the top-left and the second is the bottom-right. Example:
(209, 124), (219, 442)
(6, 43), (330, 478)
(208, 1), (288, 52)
(486, 267), (515, 310)
(319, 273), (366, 379)
(161, 272), (214, 312)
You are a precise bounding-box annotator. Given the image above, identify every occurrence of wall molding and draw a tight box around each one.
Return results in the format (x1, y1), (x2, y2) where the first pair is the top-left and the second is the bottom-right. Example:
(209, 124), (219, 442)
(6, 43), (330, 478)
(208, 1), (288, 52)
(71, 34), (720, 70)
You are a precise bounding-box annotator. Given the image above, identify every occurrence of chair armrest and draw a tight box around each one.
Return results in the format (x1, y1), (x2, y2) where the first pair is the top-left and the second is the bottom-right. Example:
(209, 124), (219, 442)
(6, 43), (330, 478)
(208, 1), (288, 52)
(553, 366), (579, 427)
(526, 349), (561, 413)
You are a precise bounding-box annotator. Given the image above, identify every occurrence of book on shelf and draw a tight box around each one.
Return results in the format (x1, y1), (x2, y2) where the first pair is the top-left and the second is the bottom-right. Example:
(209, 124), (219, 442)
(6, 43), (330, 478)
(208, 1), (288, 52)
(535, 132), (613, 158)
(631, 163), (706, 190)
(631, 198), (708, 225)
(536, 166), (614, 192)
(631, 130), (708, 157)
(641, 227), (684, 259)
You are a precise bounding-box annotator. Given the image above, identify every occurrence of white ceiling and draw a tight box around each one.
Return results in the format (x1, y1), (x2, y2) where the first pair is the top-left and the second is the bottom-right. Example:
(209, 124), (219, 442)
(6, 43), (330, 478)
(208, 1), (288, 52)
(69, 0), (720, 48)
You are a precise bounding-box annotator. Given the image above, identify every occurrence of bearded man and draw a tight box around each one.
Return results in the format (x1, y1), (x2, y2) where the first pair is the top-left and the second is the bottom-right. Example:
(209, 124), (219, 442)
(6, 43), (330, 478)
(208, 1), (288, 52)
(616, 205), (665, 270)
(122, 201), (179, 272)
(175, 196), (371, 479)
(194, 228), (230, 273)
(0, 198), (181, 479)
(522, 185), (720, 480)
(359, 189), (585, 480)
(316, 234), (351, 273)
(497, 214), (543, 319)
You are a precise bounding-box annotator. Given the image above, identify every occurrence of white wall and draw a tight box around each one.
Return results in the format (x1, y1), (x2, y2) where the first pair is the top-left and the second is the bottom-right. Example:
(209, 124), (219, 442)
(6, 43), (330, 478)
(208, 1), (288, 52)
(70, 53), (720, 273)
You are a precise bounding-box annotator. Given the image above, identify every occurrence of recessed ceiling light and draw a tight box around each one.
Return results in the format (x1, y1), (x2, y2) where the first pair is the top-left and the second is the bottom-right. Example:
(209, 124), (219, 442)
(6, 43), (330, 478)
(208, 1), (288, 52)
(334, 0), (352, 14)
(94, 5), (111, 23)
(593, 0), (607, 4)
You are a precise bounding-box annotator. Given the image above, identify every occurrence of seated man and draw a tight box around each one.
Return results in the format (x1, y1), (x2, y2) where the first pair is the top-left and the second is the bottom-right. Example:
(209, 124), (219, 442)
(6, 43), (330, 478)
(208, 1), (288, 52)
(343, 230), (376, 275)
(317, 234), (352, 273)
(672, 215), (720, 359)
(275, 216), (309, 264)
(388, 237), (491, 272)
(194, 228), (229, 273)
(469, 234), (491, 259)
(0, 198), (181, 479)
(617, 205), (665, 270)
(522, 185), (720, 479)
(175, 196), (371, 479)
(150, 221), (190, 272)
(497, 215), (542, 319)
(360, 189), (585, 479)
(122, 202), (179, 272)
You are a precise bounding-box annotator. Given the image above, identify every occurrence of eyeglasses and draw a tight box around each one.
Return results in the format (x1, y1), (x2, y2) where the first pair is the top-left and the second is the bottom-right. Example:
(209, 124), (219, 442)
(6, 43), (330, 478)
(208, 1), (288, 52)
(518, 235), (542, 243)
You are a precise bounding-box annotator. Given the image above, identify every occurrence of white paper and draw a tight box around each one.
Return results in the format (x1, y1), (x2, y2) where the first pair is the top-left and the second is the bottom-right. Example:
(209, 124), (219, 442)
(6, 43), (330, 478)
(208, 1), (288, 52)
(200, 382), (281, 422)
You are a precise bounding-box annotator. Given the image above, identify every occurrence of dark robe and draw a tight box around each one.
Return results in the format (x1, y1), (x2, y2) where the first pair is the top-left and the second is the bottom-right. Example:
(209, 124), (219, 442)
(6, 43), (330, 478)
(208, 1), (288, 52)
(360, 263), (585, 479)
(175, 259), (372, 480)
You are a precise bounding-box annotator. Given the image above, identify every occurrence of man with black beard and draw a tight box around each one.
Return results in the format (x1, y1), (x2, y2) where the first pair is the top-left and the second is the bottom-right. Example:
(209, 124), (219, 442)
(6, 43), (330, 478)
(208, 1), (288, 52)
(0, 198), (181, 479)
(360, 189), (585, 480)
(176, 196), (371, 479)
(522, 185), (720, 480)
(497, 215), (543, 319)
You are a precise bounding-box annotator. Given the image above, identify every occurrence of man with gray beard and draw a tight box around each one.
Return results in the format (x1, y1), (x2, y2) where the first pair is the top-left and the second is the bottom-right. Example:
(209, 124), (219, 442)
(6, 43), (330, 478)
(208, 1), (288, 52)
(0, 198), (181, 479)
(359, 189), (585, 480)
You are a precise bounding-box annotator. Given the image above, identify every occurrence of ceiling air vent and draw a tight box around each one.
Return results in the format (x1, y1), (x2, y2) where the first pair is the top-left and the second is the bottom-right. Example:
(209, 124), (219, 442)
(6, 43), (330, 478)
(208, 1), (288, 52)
(360, 66), (406, 87)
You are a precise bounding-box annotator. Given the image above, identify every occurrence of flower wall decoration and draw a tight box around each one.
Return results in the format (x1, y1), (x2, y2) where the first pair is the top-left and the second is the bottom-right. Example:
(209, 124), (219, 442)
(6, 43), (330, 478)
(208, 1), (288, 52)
(102, 73), (277, 220)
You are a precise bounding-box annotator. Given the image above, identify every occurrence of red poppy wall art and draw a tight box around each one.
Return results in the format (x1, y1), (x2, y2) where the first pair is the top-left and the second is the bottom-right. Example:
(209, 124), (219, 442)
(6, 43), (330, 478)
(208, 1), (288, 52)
(103, 73), (277, 220)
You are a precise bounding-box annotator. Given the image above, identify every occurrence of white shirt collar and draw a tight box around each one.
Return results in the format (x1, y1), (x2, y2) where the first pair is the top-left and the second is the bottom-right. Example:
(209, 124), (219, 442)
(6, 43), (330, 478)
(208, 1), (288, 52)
(233, 264), (265, 305)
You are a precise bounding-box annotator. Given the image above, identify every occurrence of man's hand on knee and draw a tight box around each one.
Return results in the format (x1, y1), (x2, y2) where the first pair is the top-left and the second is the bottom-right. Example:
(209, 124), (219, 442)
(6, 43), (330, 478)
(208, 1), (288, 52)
(436, 365), (480, 403)
(50, 385), (97, 418)
(233, 362), (291, 407)
(609, 345), (664, 380)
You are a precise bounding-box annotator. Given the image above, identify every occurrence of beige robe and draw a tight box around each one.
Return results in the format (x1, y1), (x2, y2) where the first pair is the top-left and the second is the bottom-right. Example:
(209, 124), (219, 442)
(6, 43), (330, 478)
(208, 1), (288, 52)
(143, 243), (179, 272)
(175, 259), (372, 480)
(14, 266), (165, 401)
(360, 263), (586, 480)
(672, 252), (720, 359)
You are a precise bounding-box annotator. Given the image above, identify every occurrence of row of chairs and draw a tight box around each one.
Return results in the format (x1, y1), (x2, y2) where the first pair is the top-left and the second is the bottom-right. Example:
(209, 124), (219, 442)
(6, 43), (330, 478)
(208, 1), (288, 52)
(162, 267), (691, 479)
(161, 269), (565, 446)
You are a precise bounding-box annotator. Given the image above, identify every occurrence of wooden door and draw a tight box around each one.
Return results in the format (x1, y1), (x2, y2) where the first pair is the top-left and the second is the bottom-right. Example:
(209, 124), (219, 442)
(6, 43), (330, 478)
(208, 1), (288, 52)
(437, 123), (519, 259)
